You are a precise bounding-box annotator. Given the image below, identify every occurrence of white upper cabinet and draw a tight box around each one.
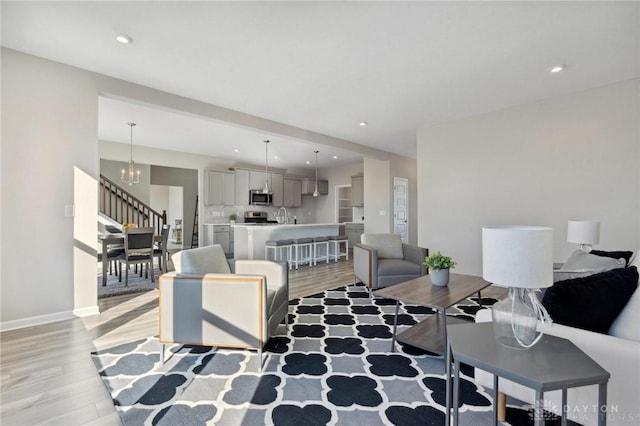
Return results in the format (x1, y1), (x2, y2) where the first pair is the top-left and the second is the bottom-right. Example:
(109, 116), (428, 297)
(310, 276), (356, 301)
(205, 170), (235, 206)
(234, 168), (250, 206)
(283, 178), (302, 207)
(271, 173), (284, 206)
(250, 170), (268, 191)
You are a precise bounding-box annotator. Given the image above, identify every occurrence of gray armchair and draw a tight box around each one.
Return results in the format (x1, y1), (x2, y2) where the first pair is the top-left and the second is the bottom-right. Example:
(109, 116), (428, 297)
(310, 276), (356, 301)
(354, 233), (428, 290)
(158, 244), (288, 370)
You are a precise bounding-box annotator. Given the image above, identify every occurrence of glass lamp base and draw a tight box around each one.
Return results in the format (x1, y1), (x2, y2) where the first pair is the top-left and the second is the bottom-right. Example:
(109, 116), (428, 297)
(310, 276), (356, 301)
(492, 287), (540, 349)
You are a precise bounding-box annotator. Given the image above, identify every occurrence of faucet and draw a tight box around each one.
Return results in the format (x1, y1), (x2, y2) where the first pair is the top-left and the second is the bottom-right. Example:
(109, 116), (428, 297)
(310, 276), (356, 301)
(276, 207), (288, 224)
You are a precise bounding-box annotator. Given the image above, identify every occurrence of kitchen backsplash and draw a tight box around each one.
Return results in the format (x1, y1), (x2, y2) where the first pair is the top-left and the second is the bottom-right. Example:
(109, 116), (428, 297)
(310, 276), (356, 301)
(204, 203), (316, 224)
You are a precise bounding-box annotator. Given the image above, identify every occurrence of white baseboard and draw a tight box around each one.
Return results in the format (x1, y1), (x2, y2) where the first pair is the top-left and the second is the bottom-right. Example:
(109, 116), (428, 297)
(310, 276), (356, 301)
(0, 310), (75, 332)
(0, 304), (101, 332)
(73, 305), (100, 317)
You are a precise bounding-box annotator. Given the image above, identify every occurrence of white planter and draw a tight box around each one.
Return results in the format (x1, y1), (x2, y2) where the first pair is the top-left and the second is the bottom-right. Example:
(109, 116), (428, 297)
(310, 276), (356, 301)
(431, 268), (450, 286)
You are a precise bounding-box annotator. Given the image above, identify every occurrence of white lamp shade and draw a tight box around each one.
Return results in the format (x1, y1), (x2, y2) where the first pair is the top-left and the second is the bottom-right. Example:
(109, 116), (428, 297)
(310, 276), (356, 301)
(482, 226), (553, 289)
(567, 220), (600, 245)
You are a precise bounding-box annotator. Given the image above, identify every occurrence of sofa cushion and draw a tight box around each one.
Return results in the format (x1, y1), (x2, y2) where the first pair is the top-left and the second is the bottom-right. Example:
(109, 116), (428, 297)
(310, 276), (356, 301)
(172, 244), (231, 274)
(361, 233), (404, 259)
(608, 253), (640, 341)
(541, 266), (638, 334)
(378, 258), (422, 276)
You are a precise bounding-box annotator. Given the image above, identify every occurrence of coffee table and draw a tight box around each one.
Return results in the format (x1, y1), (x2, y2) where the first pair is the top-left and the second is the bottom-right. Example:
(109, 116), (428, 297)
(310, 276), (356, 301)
(445, 322), (610, 426)
(373, 273), (490, 355)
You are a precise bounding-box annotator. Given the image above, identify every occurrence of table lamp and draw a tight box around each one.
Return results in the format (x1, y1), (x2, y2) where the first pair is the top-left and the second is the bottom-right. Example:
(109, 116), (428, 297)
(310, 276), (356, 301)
(567, 220), (600, 252)
(482, 226), (554, 349)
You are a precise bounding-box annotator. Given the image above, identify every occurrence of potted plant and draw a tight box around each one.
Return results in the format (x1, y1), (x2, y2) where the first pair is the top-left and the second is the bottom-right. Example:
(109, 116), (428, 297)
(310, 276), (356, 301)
(424, 251), (456, 286)
(228, 213), (237, 223)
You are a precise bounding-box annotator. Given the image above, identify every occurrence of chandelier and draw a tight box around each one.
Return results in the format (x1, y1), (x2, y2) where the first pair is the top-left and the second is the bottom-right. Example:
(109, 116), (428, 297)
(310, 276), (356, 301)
(121, 122), (140, 186)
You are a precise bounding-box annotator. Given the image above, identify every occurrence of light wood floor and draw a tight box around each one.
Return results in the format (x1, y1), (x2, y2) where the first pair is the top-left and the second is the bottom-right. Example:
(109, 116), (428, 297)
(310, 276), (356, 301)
(0, 258), (506, 425)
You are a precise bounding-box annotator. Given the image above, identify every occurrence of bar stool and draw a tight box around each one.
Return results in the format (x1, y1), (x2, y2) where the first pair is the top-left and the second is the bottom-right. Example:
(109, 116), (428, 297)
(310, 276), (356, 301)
(265, 239), (293, 270)
(312, 236), (330, 266)
(291, 237), (313, 269)
(329, 234), (349, 262)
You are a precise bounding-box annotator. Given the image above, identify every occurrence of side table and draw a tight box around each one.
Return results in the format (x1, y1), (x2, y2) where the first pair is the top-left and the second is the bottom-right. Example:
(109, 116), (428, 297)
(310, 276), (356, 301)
(445, 322), (610, 426)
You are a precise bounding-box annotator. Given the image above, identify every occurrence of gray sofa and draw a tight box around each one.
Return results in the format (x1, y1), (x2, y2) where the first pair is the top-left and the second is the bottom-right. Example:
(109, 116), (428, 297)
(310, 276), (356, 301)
(158, 245), (289, 370)
(353, 233), (428, 290)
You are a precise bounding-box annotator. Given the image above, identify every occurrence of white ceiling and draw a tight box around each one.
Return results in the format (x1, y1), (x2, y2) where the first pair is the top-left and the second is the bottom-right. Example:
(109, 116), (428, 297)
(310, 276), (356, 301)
(3, 2), (639, 170)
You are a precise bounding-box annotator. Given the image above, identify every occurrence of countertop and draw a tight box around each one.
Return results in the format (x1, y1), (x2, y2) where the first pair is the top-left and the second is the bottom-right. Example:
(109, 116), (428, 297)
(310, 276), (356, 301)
(232, 223), (339, 230)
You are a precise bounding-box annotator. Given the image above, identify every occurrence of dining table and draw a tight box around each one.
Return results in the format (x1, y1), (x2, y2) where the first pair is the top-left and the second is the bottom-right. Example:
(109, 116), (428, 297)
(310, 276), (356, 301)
(99, 232), (168, 286)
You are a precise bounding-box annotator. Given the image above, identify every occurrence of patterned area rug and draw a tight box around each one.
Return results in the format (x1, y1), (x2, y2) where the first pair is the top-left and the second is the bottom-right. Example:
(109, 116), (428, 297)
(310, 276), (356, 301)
(97, 256), (175, 298)
(92, 283), (542, 425)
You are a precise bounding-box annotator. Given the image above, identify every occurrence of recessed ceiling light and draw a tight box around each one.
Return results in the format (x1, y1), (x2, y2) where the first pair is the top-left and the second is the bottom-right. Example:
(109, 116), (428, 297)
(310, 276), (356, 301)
(550, 65), (566, 73)
(116, 34), (133, 44)
(333, 155), (338, 159)
(359, 122), (367, 127)
(306, 160), (311, 164)
(273, 155), (278, 159)
(233, 149), (239, 153)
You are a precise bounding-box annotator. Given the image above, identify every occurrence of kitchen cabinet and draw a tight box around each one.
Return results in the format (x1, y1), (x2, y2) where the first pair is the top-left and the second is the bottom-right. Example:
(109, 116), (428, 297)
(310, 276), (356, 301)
(271, 173), (284, 206)
(301, 178), (328, 195)
(235, 168), (250, 206)
(205, 170), (235, 206)
(249, 170), (283, 205)
(345, 223), (364, 247)
(283, 178), (302, 207)
(337, 186), (353, 223)
(204, 224), (233, 256)
(351, 175), (364, 206)
(250, 170), (268, 191)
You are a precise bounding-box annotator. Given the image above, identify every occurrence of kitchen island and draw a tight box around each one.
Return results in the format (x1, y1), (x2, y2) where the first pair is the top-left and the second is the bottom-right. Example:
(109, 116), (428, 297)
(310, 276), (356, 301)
(233, 223), (340, 260)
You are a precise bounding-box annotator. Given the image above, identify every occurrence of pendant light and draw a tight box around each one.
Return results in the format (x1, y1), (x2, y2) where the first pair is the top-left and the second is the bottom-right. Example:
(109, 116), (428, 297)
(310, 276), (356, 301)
(313, 150), (320, 197)
(121, 122), (140, 186)
(262, 140), (271, 194)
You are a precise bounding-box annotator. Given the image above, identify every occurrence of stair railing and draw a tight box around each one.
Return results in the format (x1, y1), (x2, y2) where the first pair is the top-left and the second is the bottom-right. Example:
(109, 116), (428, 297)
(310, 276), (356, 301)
(99, 174), (167, 234)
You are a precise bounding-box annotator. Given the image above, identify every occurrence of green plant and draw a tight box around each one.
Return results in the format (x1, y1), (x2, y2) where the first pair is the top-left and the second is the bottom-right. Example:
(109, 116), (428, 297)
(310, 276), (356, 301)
(424, 251), (456, 271)
(229, 213), (237, 221)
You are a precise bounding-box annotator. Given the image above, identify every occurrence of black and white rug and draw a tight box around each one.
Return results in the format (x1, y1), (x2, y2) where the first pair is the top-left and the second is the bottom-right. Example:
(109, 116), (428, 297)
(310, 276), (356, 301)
(92, 283), (542, 425)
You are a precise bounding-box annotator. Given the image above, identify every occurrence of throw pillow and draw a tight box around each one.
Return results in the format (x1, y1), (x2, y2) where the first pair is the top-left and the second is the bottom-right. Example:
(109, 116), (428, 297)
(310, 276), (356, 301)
(560, 250), (626, 272)
(541, 266), (639, 334)
(361, 233), (404, 259)
(590, 249), (634, 266)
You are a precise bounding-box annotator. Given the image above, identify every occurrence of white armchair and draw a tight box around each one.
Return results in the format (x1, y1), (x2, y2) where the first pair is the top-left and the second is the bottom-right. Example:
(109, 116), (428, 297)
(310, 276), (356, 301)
(158, 245), (289, 370)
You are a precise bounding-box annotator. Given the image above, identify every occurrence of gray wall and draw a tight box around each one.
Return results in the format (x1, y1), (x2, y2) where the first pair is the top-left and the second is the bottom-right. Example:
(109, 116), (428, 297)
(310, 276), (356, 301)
(417, 79), (640, 275)
(151, 165), (198, 248)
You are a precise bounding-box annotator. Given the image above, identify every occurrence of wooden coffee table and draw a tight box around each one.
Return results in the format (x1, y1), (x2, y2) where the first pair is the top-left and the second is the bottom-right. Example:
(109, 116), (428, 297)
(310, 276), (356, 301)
(373, 273), (490, 355)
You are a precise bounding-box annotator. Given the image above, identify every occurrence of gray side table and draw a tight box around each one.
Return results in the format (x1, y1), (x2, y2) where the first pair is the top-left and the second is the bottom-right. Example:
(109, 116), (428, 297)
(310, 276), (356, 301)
(445, 322), (610, 426)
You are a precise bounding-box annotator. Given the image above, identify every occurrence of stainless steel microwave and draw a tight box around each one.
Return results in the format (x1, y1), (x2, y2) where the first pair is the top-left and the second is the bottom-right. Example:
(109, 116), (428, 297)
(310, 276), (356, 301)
(249, 190), (273, 205)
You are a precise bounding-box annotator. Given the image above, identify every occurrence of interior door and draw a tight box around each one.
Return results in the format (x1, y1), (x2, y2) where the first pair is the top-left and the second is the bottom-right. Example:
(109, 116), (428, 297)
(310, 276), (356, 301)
(393, 177), (409, 243)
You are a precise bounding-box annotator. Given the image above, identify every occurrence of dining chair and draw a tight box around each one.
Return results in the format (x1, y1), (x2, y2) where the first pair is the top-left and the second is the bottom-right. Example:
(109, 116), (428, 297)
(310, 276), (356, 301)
(154, 224), (171, 273)
(117, 227), (156, 286)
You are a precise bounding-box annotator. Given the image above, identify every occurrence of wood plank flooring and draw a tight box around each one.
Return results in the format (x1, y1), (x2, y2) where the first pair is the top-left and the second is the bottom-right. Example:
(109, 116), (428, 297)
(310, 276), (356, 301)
(0, 258), (505, 425)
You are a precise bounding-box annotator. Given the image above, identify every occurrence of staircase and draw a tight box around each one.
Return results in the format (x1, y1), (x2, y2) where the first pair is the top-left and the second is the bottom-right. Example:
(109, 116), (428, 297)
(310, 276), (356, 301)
(99, 174), (167, 233)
